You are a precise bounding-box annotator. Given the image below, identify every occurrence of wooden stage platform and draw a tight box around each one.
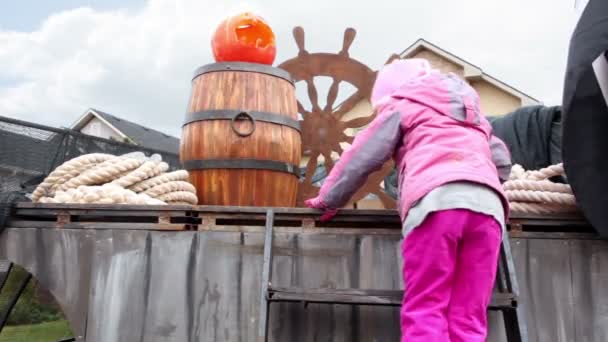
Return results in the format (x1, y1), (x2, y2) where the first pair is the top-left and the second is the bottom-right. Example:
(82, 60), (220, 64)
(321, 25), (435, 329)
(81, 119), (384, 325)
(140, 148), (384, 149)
(0, 203), (604, 342)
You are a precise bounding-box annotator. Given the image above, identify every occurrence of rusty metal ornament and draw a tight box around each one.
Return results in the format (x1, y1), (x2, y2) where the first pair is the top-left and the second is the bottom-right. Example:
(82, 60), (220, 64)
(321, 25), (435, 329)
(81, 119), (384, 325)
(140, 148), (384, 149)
(278, 27), (396, 209)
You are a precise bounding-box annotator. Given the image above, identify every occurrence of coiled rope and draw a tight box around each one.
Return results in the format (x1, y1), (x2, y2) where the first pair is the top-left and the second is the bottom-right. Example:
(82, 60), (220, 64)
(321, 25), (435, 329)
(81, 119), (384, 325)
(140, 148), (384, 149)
(32, 152), (197, 205)
(504, 163), (579, 215)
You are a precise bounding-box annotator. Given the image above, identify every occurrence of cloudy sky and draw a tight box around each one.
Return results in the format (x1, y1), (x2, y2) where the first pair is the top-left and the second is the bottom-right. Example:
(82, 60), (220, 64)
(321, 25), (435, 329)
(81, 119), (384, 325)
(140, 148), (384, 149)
(0, 0), (578, 137)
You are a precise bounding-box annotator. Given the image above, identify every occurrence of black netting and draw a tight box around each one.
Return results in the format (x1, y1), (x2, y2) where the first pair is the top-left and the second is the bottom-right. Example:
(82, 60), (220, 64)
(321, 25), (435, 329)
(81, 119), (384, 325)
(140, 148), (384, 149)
(0, 192), (27, 236)
(0, 115), (181, 231)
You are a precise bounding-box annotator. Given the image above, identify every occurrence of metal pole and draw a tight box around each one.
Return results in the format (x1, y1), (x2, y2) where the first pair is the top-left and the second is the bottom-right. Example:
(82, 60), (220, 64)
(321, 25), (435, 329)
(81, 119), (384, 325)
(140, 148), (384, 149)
(257, 209), (275, 342)
(0, 261), (13, 292)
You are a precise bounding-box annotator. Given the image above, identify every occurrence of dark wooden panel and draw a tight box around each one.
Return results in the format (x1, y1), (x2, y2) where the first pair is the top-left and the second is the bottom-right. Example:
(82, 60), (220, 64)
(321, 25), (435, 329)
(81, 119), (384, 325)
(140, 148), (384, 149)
(15, 202), (192, 211)
(10, 203), (196, 231)
(0, 220), (606, 341)
(85, 229), (151, 342)
(355, 235), (401, 341)
(7, 220), (188, 231)
(570, 239), (608, 342)
(511, 238), (576, 342)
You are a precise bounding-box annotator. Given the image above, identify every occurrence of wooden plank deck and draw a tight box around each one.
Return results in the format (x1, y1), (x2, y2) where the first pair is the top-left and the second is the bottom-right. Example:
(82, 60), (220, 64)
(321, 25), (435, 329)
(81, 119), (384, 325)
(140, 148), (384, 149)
(9, 202), (591, 233)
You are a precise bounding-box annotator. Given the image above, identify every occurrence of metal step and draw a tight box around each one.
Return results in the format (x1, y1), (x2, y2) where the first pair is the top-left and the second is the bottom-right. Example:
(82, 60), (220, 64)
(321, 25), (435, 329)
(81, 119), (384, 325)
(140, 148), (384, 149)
(267, 286), (517, 310)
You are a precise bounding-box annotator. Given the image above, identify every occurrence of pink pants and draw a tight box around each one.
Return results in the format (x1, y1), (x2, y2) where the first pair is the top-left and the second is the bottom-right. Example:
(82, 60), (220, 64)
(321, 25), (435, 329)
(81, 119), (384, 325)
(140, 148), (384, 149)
(401, 209), (502, 342)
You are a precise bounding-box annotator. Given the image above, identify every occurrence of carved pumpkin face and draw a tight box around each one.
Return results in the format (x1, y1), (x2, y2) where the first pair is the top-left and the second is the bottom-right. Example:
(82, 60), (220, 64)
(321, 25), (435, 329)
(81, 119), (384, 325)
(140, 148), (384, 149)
(211, 12), (276, 65)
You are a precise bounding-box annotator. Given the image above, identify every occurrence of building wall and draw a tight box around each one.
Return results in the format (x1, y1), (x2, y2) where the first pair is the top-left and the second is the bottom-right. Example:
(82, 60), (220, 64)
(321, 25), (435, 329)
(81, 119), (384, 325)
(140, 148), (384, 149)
(412, 49), (464, 76)
(410, 48), (524, 116)
(356, 197), (386, 209)
(79, 117), (121, 140)
(342, 98), (374, 134)
(470, 80), (522, 116)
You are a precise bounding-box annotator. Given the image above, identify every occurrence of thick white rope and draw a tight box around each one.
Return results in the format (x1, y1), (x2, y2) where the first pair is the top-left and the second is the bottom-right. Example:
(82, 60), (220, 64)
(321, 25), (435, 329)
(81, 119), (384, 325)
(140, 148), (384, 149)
(504, 163), (578, 215)
(31, 153), (114, 201)
(506, 190), (577, 206)
(32, 153), (197, 205)
(129, 170), (190, 193)
(59, 158), (144, 190)
(509, 202), (579, 215)
(49, 155), (128, 192)
(111, 160), (168, 188)
(509, 164), (564, 181)
(60, 152), (147, 190)
(51, 184), (166, 205)
(144, 181), (196, 198)
(503, 179), (571, 194)
(157, 191), (198, 204)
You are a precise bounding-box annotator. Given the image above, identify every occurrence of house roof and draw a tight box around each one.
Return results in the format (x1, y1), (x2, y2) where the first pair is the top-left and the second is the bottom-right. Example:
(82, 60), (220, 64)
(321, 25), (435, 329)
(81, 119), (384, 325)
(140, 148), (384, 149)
(71, 108), (180, 154)
(398, 39), (541, 105)
(333, 38), (540, 112)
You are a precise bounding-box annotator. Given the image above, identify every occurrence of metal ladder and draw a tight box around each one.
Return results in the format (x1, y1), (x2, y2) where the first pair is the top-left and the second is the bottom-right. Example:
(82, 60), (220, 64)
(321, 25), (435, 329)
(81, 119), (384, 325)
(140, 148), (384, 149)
(257, 209), (528, 342)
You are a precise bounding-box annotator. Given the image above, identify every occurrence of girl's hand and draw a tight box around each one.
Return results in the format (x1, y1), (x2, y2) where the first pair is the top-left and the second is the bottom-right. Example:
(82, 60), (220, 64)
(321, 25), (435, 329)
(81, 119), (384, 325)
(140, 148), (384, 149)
(304, 197), (339, 222)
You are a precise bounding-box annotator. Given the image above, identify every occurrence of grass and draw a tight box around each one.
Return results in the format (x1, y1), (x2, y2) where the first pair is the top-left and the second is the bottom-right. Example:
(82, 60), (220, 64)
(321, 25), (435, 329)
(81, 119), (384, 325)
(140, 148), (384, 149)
(0, 266), (64, 326)
(0, 320), (73, 342)
(0, 265), (73, 341)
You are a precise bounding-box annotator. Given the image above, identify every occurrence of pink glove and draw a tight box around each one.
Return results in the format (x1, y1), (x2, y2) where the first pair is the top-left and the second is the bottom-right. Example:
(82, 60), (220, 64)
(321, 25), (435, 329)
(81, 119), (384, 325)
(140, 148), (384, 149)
(304, 197), (339, 222)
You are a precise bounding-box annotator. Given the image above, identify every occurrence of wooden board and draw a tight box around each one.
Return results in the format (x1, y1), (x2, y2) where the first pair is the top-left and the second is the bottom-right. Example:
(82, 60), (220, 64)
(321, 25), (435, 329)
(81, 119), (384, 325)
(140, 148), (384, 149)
(10, 203), (197, 231)
(9, 203), (593, 234)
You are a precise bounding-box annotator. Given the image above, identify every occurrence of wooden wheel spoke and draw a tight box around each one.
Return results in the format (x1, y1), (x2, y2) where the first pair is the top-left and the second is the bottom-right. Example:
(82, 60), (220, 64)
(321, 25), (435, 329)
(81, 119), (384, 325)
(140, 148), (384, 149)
(333, 90), (364, 118)
(343, 114), (375, 129)
(297, 100), (309, 116)
(303, 153), (320, 184)
(340, 28), (356, 56)
(332, 142), (344, 155)
(349, 187), (368, 205)
(374, 189), (397, 209)
(324, 79), (340, 112)
(343, 135), (354, 145)
(306, 78), (321, 112)
(293, 26), (307, 54)
(322, 152), (335, 173)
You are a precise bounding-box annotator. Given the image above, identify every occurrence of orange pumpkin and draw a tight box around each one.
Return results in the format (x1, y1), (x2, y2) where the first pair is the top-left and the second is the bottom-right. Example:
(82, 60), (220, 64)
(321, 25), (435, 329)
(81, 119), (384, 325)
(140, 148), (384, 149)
(211, 12), (276, 65)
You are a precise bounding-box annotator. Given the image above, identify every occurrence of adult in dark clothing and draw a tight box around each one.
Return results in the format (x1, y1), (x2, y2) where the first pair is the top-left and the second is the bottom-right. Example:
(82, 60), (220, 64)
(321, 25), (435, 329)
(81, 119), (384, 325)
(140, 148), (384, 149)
(486, 105), (563, 171)
(562, 0), (608, 236)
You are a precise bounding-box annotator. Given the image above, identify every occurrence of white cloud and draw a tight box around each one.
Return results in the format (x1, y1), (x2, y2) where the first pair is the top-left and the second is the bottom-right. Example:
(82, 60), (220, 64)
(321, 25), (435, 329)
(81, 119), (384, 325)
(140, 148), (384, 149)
(0, 0), (578, 137)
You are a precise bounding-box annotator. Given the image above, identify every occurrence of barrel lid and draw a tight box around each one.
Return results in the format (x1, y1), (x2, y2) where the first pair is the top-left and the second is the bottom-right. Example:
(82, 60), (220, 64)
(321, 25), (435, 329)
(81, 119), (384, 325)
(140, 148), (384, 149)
(192, 62), (294, 84)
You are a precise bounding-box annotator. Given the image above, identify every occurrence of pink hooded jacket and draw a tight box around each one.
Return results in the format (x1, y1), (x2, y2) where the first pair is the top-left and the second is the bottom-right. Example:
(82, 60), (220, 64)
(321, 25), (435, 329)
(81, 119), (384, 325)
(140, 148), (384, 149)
(311, 59), (511, 222)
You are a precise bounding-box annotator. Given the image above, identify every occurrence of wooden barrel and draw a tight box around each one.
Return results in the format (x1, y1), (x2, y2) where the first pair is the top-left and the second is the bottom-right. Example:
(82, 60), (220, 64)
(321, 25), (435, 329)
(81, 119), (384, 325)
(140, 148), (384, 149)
(180, 62), (302, 207)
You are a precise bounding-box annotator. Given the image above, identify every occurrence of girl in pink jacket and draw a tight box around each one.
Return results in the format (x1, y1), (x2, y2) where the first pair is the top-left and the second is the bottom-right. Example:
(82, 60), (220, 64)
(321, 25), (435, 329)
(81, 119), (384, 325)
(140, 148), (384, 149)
(305, 58), (511, 342)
